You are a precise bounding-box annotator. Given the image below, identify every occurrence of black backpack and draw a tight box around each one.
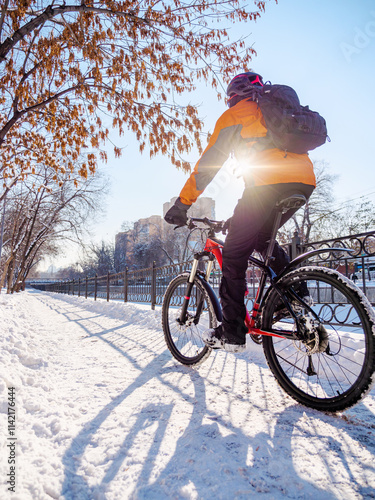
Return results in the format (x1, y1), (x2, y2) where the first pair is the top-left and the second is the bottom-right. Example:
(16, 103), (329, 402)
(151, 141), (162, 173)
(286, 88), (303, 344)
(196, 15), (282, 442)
(249, 84), (328, 154)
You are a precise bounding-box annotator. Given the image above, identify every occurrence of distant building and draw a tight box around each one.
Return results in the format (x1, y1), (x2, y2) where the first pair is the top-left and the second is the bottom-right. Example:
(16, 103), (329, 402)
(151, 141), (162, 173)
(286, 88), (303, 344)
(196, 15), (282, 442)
(130, 215), (164, 244)
(115, 215), (164, 261)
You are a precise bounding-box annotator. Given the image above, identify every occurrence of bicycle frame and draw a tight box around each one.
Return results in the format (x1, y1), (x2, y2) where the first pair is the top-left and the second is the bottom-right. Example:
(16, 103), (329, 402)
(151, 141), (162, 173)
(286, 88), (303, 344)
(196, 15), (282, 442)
(181, 233), (354, 341)
(202, 235), (290, 340)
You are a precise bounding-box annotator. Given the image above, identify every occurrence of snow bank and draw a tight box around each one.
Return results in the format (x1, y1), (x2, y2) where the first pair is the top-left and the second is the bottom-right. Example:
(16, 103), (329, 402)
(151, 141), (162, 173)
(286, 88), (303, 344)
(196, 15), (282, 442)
(0, 289), (374, 499)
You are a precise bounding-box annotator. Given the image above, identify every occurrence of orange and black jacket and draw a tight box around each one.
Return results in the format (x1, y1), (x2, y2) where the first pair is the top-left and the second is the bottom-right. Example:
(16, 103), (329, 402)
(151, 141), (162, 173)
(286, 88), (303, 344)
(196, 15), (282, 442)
(179, 99), (316, 206)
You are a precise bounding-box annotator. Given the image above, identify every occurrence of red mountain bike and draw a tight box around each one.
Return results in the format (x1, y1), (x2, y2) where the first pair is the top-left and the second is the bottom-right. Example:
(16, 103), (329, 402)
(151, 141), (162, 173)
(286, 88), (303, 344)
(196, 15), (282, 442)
(162, 194), (375, 412)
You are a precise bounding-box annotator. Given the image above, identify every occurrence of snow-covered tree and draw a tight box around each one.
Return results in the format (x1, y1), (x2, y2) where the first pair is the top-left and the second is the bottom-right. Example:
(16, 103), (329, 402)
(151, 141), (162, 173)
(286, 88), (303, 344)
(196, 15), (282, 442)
(0, 163), (104, 292)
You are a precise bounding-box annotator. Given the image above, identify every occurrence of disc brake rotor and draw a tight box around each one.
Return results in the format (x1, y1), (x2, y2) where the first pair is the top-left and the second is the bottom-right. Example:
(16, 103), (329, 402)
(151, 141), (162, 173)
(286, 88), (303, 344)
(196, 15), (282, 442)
(175, 309), (195, 331)
(293, 314), (327, 356)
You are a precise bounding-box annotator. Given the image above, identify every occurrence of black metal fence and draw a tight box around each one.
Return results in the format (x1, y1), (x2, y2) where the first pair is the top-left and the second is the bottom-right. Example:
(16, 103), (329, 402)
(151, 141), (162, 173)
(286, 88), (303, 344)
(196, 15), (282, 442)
(37, 261), (195, 309)
(299, 230), (375, 303)
(31, 230), (375, 307)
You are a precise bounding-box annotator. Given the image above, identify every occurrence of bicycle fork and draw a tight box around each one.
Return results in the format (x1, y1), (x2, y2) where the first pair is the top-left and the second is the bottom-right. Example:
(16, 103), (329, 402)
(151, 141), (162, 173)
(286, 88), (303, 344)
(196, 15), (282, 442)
(178, 254), (214, 325)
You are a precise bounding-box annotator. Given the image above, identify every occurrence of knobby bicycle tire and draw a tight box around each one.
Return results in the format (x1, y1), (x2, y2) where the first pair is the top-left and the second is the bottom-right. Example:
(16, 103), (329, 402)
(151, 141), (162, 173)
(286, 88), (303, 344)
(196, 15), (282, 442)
(162, 273), (217, 366)
(262, 266), (375, 412)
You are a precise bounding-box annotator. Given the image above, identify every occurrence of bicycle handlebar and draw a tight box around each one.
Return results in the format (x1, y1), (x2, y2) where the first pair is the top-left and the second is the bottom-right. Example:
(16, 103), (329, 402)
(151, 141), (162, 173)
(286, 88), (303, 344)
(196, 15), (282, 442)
(187, 217), (227, 234)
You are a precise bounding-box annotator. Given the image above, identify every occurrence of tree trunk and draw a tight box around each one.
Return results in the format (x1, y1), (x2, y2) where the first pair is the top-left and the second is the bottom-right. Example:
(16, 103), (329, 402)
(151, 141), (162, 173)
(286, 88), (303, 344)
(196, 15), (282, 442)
(6, 258), (15, 294)
(0, 253), (13, 291)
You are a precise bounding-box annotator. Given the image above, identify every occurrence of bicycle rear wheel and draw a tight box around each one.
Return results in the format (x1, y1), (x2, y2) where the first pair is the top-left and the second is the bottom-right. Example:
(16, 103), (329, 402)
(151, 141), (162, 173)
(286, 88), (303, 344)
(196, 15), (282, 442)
(262, 266), (375, 412)
(162, 273), (217, 366)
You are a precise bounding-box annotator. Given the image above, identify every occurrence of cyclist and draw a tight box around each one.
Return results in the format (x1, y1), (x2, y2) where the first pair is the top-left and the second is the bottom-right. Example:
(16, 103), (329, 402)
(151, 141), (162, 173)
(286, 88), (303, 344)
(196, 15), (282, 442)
(164, 72), (316, 353)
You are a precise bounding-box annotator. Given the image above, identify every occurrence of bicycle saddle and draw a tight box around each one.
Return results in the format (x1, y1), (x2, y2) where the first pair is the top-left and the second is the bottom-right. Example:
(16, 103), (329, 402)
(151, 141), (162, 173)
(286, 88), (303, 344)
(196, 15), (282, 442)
(276, 194), (307, 213)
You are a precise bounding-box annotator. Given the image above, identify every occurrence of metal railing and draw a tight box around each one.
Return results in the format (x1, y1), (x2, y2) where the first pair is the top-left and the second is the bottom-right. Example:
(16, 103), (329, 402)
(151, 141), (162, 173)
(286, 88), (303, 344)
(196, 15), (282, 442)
(38, 261), (195, 309)
(298, 230), (375, 303)
(32, 230), (375, 307)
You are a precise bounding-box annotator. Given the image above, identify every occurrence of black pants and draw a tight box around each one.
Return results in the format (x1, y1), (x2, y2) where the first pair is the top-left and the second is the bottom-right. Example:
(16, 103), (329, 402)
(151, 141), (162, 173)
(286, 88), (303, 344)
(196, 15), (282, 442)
(219, 182), (315, 342)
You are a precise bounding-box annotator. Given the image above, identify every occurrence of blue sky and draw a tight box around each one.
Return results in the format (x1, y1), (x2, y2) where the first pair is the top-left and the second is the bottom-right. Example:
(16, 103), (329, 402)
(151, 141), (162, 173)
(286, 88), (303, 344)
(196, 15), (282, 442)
(51, 0), (375, 267)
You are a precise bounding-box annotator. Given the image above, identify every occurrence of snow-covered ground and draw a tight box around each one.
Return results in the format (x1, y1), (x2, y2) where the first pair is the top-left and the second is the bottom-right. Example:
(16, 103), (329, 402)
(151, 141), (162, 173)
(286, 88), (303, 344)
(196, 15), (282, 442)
(1, 289), (374, 500)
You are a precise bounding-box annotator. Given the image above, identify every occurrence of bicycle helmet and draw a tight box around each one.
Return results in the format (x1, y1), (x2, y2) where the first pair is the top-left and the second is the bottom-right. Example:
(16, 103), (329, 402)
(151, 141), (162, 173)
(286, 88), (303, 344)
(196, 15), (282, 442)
(226, 72), (264, 108)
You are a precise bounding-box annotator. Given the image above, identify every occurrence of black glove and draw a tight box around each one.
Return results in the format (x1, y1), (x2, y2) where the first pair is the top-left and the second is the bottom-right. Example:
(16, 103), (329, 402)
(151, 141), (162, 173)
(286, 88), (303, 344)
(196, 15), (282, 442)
(164, 198), (191, 227)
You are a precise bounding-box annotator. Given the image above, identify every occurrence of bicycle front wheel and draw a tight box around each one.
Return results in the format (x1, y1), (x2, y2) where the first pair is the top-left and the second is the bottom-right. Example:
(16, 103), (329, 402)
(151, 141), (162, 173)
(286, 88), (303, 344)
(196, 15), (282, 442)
(162, 273), (217, 366)
(262, 266), (375, 412)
